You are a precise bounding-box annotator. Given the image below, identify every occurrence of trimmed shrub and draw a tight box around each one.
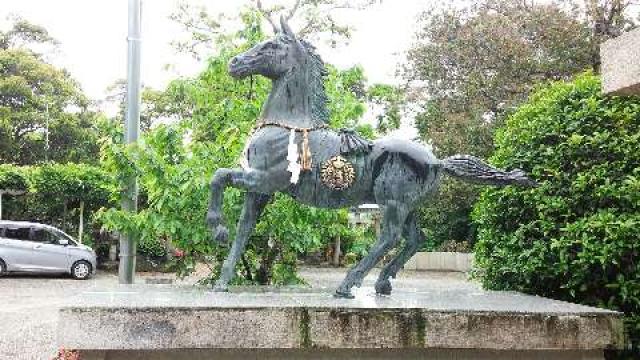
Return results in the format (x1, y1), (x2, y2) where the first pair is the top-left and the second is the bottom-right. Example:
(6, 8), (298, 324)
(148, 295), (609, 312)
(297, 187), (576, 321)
(473, 74), (640, 348)
(0, 164), (28, 192)
(0, 163), (114, 244)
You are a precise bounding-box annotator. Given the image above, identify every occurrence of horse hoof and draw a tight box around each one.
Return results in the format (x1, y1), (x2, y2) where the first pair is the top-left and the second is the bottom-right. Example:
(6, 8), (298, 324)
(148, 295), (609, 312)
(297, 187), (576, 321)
(375, 280), (392, 296)
(213, 225), (229, 244)
(334, 289), (355, 299)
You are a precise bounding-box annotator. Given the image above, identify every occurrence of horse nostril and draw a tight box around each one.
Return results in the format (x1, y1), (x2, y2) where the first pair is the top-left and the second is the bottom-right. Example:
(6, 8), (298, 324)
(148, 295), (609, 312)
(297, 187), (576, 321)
(230, 57), (239, 66)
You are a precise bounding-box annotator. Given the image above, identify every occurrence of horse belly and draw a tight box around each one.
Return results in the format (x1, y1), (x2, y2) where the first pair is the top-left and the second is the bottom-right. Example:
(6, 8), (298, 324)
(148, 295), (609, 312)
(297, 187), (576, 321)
(290, 168), (375, 209)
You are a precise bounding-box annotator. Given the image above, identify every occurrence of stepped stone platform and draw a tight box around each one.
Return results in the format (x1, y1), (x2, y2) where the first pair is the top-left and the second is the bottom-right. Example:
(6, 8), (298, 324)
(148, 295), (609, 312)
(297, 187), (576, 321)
(57, 284), (623, 360)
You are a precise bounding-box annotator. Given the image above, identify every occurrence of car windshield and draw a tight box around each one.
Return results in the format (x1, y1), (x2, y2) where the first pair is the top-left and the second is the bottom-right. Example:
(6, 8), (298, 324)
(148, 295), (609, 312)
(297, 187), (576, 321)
(53, 229), (77, 245)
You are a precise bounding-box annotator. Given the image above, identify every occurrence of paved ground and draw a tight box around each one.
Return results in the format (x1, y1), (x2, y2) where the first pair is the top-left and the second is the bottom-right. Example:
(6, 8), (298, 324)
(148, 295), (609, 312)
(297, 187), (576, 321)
(0, 267), (474, 360)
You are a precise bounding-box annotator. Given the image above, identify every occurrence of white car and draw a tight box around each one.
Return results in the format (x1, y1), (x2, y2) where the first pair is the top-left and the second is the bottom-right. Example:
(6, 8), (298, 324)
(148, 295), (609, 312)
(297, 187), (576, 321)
(0, 221), (97, 280)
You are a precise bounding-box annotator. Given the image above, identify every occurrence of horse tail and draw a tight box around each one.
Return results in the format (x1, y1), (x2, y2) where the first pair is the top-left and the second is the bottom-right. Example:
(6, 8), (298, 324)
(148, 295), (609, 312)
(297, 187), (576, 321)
(441, 155), (536, 187)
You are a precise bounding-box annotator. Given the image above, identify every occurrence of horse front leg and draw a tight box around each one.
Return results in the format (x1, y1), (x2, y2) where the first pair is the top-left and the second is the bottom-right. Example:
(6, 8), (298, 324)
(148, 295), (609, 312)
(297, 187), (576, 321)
(206, 168), (242, 244)
(214, 192), (272, 291)
(335, 201), (409, 298)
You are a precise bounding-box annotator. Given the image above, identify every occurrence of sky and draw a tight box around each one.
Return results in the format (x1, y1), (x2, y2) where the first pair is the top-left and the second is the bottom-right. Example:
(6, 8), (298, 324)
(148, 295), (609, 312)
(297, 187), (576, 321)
(0, 0), (432, 137)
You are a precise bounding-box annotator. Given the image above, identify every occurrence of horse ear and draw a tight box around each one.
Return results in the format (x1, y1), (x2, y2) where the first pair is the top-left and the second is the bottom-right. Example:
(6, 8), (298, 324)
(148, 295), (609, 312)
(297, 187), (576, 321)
(280, 15), (296, 39)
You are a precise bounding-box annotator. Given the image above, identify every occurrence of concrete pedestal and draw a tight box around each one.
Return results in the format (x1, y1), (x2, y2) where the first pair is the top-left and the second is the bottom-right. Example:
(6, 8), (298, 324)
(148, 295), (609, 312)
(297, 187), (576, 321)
(403, 252), (474, 272)
(601, 27), (640, 96)
(57, 285), (623, 360)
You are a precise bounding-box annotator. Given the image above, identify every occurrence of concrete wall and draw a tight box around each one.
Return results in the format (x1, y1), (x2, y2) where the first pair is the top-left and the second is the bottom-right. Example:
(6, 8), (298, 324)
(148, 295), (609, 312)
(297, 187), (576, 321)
(403, 252), (474, 272)
(601, 27), (640, 96)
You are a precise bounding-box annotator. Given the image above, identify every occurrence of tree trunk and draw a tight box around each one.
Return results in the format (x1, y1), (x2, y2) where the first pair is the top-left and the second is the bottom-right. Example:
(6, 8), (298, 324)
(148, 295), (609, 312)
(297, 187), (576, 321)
(333, 235), (341, 266)
(0, 192), (3, 220)
(78, 201), (84, 243)
(63, 201), (68, 228)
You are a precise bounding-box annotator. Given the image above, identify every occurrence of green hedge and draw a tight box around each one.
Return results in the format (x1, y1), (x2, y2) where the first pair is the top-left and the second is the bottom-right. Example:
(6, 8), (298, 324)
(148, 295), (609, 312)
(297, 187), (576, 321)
(473, 74), (640, 348)
(0, 163), (115, 243)
(0, 165), (28, 192)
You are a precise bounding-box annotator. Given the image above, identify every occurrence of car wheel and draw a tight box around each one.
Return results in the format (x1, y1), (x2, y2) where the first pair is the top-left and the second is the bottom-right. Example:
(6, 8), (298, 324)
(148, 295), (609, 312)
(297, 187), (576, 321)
(0, 259), (6, 277)
(71, 260), (92, 280)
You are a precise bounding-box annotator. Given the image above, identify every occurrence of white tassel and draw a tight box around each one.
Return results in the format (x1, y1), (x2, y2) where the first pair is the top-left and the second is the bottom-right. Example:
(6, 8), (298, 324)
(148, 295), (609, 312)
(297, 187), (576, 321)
(286, 129), (301, 184)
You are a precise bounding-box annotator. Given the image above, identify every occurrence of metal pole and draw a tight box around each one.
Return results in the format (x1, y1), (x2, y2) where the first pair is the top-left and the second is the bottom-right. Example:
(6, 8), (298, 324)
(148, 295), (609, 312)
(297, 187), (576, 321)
(78, 201), (84, 244)
(119, 0), (142, 284)
(44, 101), (50, 162)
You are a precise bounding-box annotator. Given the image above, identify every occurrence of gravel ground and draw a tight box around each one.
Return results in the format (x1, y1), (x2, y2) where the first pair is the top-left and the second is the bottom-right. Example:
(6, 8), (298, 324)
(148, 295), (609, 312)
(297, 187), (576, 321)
(0, 267), (475, 360)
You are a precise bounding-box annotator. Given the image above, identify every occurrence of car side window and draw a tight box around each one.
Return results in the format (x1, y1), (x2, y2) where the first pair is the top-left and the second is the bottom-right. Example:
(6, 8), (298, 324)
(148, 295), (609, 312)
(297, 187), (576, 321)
(31, 228), (59, 244)
(5, 227), (31, 241)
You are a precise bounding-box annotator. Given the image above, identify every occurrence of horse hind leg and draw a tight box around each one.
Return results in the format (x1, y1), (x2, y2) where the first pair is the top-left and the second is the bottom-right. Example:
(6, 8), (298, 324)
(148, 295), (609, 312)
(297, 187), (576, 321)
(335, 201), (409, 298)
(374, 212), (423, 296)
(214, 192), (272, 291)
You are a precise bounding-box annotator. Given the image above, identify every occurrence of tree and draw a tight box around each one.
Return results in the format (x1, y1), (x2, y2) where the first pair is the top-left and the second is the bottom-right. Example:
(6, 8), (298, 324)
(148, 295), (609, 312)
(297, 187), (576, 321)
(403, 0), (636, 249)
(28, 164), (114, 242)
(169, 0), (398, 135)
(367, 84), (404, 134)
(170, 0), (380, 59)
(0, 19), (99, 165)
(0, 163), (113, 243)
(0, 165), (28, 220)
(473, 74), (640, 351)
(0, 17), (57, 51)
(104, 79), (175, 132)
(582, 0), (639, 70)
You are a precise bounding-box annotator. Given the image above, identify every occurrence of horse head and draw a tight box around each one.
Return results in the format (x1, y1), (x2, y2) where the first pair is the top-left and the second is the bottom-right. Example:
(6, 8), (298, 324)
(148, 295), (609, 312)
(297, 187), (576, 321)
(229, 16), (305, 80)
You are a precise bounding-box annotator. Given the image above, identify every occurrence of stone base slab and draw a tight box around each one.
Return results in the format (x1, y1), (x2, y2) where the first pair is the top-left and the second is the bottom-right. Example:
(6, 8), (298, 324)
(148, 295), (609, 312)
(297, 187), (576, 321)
(79, 349), (605, 360)
(57, 285), (623, 359)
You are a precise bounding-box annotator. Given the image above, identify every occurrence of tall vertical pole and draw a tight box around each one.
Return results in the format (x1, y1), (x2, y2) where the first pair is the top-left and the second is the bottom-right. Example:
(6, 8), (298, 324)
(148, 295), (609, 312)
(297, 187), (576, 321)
(78, 201), (84, 244)
(119, 0), (142, 284)
(44, 101), (50, 162)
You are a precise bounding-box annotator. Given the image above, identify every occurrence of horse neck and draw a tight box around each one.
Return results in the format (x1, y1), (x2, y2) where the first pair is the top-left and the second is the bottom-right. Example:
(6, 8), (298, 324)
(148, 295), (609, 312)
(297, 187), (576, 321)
(261, 67), (326, 128)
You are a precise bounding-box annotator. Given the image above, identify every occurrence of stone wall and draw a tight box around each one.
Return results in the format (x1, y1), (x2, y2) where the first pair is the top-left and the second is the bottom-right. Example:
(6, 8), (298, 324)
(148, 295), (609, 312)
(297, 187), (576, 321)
(403, 252), (474, 272)
(601, 27), (640, 96)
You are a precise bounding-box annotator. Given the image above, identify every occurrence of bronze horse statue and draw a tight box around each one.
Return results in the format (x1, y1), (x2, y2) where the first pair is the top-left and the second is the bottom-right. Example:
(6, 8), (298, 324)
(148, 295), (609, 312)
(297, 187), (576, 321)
(206, 16), (535, 298)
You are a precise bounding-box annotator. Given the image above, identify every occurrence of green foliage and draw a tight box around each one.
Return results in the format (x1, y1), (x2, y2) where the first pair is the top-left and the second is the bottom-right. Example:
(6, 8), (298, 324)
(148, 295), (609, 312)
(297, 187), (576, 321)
(367, 83), (403, 134)
(0, 17), (57, 51)
(0, 163), (114, 243)
(404, 0), (617, 250)
(0, 19), (99, 165)
(342, 226), (377, 265)
(326, 65), (366, 129)
(30, 164), (113, 206)
(169, 0), (380, 58)
(473, 74), (640, 348)
(97, 123), (216, 261)
(418, 179), (479, 250)
(0, 165), (28, 192)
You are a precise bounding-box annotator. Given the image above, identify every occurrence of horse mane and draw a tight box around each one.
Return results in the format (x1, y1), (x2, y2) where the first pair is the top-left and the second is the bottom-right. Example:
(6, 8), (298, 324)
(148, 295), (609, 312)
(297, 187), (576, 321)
(300, 39), (329, 124)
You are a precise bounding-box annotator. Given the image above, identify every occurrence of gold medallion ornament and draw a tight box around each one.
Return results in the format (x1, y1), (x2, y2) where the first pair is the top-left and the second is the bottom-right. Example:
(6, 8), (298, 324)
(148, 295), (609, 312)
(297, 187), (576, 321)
(321, 156), (356, 191)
